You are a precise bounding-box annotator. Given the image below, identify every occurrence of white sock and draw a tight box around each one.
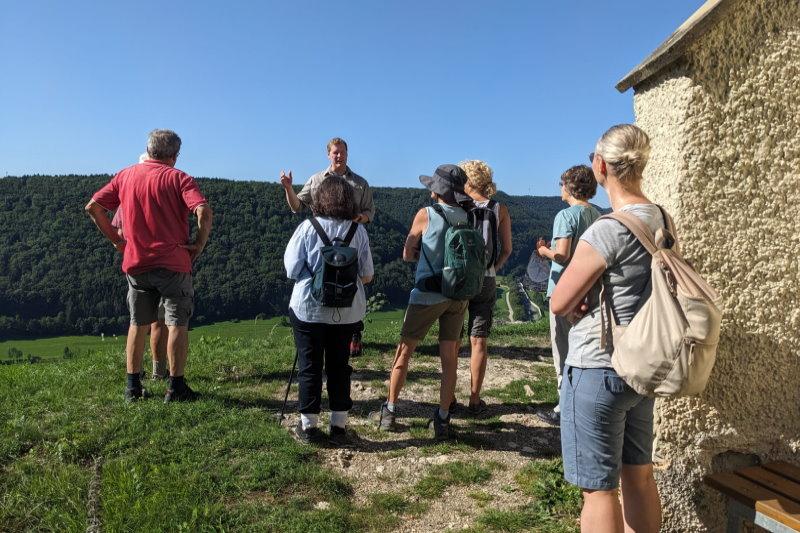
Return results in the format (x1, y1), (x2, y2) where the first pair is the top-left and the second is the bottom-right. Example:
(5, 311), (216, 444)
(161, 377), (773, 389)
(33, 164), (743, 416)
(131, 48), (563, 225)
(330, 411), (348, 429)
(438, 408), (449, 420)
(386, 402), (395, 413)
(553, 404), (561, 414)
(300, 413), (319, 430)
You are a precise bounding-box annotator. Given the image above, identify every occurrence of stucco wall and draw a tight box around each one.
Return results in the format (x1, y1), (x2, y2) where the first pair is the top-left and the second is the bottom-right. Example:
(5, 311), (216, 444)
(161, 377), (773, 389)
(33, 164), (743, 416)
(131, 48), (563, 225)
(631, 0), (800, 530)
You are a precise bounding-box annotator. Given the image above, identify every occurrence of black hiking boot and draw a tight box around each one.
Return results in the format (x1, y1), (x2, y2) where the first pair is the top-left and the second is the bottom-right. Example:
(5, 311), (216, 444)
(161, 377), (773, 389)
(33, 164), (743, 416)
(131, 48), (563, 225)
(329, 426), (359, 448)
(293, 421), (326, 445)
(124, 386), (149, 402)
(430, 408), (453, 441)
(164, 383), (200, 403)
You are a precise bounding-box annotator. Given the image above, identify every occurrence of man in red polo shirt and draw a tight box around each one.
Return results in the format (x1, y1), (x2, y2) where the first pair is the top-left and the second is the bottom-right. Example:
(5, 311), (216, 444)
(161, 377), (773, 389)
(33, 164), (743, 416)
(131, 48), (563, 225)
(85, 129), (213, 402)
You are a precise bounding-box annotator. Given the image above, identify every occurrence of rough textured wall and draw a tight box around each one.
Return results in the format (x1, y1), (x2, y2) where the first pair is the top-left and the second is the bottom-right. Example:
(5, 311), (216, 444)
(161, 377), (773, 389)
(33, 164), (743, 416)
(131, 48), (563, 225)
(632, 0), (800, 531)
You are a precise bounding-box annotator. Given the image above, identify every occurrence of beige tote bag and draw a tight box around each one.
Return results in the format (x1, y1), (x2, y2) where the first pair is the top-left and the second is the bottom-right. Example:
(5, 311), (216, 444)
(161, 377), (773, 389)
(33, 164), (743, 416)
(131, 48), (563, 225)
(599, 208), (722, 397)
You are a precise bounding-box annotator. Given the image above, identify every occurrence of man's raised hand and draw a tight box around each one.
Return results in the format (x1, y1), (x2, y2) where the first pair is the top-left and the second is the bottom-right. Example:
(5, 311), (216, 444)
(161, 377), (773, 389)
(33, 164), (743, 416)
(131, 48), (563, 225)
(279, 170), (293, 189)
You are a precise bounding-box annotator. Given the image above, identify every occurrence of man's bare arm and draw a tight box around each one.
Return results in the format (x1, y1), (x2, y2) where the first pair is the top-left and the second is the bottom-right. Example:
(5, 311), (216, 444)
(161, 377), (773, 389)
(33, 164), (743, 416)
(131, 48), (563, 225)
(85, 200), (125, 252)
(280, 170), (303, 213)
(181, 204), (213, 262)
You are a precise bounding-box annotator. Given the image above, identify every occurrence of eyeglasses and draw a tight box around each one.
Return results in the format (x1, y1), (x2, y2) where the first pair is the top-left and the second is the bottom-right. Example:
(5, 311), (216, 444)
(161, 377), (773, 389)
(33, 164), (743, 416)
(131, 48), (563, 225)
(558, 181), (565, 188)
(588, 152), (595, 163)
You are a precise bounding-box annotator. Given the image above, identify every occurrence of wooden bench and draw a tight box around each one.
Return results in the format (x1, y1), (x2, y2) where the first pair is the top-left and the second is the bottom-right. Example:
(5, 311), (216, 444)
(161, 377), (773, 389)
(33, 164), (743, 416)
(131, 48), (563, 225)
(705, 461), (800, 532)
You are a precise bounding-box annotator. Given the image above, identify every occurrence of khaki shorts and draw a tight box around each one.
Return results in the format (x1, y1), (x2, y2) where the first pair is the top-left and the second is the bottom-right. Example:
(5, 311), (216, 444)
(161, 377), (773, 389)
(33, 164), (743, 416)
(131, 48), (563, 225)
(400, 300), (468, 342)
(126, 269), (193, 326)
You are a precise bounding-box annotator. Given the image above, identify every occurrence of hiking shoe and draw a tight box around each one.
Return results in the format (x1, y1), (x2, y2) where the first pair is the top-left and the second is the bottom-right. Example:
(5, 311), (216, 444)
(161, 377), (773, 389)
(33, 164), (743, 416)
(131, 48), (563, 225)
(294, 421), (326, 445)
(329, 426), (359, 448)
(164, 384), (200, 403)
(467, 399), (488, 417)
(124, 387), (149, 402)
(449, 397), (458, 414)
(536, 408), (560, 426)
(372, 402), (398, 431)
(430, 408), (453, 441)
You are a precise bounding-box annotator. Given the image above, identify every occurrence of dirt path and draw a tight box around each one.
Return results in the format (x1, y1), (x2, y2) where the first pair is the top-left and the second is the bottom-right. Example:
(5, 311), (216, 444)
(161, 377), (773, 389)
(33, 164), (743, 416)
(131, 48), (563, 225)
(279, 338), (560, 532)
(505, 289), (516, 322)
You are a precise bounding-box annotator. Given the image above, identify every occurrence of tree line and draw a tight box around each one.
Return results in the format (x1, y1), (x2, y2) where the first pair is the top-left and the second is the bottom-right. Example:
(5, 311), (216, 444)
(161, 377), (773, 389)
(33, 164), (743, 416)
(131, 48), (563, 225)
(0, 175), (570, 338)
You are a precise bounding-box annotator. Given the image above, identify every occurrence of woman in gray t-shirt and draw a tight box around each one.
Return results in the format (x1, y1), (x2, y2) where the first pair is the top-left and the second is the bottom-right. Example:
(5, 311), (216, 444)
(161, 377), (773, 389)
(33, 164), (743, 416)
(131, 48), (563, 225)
(551, 124), (664, 532)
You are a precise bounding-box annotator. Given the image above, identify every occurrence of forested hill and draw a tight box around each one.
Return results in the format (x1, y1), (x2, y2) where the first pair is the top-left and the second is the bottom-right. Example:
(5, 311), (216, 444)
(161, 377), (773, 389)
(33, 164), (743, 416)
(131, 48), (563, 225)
(0, 175), (568, 338)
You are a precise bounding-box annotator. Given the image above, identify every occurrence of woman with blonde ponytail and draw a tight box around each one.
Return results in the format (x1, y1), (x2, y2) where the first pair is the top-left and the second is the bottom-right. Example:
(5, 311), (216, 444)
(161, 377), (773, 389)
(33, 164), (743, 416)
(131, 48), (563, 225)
(550, 124), (663, 533)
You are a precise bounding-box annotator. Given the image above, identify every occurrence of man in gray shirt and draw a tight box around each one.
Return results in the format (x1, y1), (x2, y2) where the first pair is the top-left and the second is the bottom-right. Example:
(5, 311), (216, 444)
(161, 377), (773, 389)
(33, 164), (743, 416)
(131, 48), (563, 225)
(280, 137), (375, 223)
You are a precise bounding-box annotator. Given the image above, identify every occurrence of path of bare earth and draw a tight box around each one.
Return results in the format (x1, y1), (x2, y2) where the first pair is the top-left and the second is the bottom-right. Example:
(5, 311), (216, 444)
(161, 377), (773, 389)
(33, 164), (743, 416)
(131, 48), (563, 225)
(279, 334), (560, 532)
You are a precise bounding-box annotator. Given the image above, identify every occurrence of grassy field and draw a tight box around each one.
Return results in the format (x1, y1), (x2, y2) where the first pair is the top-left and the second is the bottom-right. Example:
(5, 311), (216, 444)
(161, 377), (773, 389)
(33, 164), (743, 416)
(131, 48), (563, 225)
(0, 311), (408, 362)
(0, 306), (575, 532)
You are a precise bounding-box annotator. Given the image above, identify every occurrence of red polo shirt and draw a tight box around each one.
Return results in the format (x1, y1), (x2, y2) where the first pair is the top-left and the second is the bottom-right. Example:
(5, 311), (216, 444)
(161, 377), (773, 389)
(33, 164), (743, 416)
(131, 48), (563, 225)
(93, 160), (207, 274)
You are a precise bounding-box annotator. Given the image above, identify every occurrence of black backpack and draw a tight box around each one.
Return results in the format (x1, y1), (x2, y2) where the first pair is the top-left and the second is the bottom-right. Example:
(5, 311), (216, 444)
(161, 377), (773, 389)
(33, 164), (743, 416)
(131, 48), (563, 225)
(307, 218), (360, 308)
(470, 200), (500, 268)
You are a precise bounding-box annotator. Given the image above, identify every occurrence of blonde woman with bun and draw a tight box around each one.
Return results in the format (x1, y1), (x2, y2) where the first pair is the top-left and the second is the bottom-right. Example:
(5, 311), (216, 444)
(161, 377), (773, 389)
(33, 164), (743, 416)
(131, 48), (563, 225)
(458, 160), (512, 415)
(551, 124), (663, 533)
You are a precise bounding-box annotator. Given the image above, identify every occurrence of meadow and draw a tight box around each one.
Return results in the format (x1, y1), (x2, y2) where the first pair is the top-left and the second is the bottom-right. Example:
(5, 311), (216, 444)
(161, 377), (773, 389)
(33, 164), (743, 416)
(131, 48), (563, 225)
(0, 307), (580, 532)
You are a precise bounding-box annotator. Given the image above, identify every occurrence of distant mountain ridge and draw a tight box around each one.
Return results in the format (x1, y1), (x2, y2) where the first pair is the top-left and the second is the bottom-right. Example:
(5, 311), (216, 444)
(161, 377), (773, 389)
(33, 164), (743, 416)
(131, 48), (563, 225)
(0, 175), (583, 337)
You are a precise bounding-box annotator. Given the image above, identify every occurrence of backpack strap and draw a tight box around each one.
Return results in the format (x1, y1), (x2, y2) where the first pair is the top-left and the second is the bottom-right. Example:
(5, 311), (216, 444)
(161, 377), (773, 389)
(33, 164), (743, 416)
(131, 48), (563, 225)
(655, 205), (681, 254)
(600, 211), (658, 255)
(476, 202), (500, 266)
(430, 203), (451, 227)
(599, 282), (620, 353)
(342, 222), (359, 246)
(308, 217), (333, 247)
(419, 206), (443, 275)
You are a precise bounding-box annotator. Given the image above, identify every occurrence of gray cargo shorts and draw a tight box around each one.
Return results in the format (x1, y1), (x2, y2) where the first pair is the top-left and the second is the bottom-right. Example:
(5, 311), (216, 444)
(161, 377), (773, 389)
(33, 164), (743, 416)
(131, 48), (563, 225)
(467, 276), (497, 338)
(126, 269), (194, 326)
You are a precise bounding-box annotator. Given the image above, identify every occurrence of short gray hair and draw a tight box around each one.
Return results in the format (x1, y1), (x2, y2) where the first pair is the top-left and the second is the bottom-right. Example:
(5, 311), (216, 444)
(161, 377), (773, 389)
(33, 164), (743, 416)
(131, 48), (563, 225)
(595, 124), (650, 183)
(146, 129), (182, 160)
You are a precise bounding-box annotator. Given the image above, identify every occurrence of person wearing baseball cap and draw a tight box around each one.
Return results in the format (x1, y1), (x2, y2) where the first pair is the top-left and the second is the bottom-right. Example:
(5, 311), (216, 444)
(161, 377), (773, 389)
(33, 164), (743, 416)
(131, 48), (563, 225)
(371, 164), (472, 440)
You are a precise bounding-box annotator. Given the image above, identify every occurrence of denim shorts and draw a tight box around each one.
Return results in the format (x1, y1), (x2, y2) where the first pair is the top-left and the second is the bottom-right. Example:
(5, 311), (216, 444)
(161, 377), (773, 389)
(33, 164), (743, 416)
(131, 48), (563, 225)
(560, 365), (655, 490)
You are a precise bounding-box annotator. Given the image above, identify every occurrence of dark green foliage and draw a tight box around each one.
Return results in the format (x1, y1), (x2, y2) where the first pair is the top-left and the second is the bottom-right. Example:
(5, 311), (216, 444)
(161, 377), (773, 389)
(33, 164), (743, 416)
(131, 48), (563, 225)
(0, 176), (567, 337)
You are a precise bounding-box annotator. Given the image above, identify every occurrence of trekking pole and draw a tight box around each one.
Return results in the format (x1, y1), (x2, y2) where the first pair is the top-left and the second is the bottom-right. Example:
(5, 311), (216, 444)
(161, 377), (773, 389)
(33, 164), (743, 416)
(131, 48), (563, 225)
(278, 349), (299, 422)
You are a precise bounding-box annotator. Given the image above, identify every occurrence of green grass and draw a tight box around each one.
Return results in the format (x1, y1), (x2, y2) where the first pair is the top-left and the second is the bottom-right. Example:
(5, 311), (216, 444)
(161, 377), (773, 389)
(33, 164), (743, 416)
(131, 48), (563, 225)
(466, 459), (580, 533)
(0, 331), (375, 531)
(468, 490), (495, 507)
(414, 461), (498, 499)
(0, 306), (578, 531)
(0, 310), (409, 364)
(515, 459), (581, 516)
(483, 365), (558, 405)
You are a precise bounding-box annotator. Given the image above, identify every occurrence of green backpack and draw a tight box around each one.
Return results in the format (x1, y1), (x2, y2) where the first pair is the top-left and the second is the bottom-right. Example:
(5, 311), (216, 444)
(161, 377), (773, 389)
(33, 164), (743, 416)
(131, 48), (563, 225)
(419, 203), (487, 300)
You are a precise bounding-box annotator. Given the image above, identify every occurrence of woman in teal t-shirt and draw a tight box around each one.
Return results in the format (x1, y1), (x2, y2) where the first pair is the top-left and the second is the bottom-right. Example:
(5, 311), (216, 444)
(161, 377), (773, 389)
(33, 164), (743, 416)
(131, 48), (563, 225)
(535, 165), (600, 425)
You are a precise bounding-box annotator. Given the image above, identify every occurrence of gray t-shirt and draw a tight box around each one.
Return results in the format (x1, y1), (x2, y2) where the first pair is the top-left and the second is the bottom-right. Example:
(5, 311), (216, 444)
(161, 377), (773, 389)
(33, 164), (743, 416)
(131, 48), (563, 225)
(565, 204), (665, 369)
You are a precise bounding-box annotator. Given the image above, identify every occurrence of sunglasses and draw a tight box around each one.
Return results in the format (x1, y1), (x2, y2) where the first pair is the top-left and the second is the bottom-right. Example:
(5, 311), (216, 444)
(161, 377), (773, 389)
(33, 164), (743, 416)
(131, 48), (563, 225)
(588, 152), (595, 163)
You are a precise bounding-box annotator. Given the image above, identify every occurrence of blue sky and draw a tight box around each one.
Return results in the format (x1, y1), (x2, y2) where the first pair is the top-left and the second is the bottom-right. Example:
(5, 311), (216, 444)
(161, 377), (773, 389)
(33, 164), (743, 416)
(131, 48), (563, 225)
(0, 0), (703, 205)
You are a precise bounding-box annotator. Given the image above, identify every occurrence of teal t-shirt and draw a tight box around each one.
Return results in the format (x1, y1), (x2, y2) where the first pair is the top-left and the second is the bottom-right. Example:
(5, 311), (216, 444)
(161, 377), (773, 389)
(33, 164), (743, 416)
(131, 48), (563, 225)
(546, 204), (601, 296)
